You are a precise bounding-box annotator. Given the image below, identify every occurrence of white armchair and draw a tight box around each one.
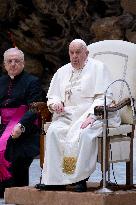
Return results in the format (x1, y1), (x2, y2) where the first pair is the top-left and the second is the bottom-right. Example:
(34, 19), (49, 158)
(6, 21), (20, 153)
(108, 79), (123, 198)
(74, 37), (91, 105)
(88, 40), (136, 186)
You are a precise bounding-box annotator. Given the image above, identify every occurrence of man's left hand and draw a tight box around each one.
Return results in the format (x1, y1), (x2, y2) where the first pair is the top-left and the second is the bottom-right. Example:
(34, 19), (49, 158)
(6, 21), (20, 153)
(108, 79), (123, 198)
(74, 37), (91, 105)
(80, 116), (96, 129)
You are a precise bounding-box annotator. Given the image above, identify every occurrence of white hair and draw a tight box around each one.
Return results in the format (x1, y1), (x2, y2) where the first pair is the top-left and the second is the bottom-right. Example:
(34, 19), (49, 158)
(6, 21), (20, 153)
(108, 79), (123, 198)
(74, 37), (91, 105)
(4, 47), (24, 61)
(70, 39), (87, 47)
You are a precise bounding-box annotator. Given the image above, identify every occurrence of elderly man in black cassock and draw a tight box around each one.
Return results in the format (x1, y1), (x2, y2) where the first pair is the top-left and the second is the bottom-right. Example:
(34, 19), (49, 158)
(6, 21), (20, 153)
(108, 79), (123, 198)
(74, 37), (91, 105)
(0, 47), (43, 197)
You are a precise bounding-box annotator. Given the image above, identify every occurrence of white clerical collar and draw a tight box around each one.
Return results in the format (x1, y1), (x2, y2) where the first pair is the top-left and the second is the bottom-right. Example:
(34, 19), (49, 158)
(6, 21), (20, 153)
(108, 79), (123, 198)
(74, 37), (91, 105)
(9, 75), (15, 79)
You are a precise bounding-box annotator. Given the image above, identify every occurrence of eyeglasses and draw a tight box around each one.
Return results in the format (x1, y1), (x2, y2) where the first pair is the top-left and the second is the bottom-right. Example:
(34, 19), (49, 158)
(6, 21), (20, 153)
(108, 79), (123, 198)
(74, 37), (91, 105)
(5, 59), (23, 65)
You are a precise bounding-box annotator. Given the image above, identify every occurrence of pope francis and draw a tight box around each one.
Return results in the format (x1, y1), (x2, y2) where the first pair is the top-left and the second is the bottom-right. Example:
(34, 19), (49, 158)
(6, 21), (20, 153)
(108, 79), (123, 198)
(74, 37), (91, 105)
(39, 39), (121, 192)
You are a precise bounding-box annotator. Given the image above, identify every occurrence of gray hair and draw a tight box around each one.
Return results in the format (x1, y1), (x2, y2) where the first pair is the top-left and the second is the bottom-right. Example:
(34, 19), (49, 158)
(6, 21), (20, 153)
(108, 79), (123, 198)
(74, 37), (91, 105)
(4, 47), (24, 61)
(70, 39), (87, 48)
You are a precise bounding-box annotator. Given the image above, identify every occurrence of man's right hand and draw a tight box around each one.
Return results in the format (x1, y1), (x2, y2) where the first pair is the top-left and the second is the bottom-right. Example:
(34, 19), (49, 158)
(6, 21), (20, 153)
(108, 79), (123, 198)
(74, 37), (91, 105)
(11, 124), (22, 139)
(51, 103), (64, 114)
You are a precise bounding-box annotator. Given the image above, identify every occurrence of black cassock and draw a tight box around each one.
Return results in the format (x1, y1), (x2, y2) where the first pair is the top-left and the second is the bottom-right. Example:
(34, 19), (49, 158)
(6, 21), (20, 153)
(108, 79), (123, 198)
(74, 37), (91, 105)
(0, 70), (43, 196)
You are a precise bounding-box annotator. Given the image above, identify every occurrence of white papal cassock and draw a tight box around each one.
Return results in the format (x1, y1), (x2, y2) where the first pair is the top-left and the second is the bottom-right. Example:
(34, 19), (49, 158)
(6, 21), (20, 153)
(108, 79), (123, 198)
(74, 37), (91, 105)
(42, 57), (121, 185)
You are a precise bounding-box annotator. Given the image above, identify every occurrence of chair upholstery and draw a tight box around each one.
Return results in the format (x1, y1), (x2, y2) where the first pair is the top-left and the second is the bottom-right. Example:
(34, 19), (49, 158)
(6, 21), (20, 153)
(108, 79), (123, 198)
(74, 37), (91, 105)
(88, 40), (136, 185)
(108, 124), (132, 136)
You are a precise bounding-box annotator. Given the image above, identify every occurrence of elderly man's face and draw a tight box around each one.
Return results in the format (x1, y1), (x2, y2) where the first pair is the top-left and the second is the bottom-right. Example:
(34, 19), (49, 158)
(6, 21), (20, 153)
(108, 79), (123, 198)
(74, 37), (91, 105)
(69, 42), (89, 69)
(4, 51), (24, 77)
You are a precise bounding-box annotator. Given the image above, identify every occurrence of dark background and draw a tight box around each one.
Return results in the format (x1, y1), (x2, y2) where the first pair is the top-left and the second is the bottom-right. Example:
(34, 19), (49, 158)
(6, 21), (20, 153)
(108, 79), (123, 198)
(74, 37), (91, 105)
(0, 0), (135, 93)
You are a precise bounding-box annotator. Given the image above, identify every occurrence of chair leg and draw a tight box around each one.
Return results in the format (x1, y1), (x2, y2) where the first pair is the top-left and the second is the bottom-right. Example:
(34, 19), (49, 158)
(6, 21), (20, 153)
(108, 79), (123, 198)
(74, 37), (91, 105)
(126, 128), (134, 185)
(126, 161), (132, 185)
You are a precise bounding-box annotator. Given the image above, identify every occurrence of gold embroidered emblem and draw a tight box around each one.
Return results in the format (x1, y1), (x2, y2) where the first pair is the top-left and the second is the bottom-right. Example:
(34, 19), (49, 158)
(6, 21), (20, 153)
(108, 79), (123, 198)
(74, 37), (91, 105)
(62, 157), (77, 174)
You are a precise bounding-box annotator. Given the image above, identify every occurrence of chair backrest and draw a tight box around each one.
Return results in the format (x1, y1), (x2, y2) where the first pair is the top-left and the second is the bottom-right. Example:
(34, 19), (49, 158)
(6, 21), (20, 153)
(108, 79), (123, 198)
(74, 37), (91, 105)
(88, 40), (136, 124)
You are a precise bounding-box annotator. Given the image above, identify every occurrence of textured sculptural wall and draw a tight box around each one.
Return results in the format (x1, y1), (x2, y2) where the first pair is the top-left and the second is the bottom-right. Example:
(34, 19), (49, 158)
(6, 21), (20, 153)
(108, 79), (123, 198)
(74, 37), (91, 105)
(0, 0), (135, 92)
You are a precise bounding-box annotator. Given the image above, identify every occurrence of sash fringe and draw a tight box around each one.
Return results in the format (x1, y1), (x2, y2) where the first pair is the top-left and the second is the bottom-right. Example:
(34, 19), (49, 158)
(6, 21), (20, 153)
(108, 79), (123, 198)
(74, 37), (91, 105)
(0, 105), (28, 182)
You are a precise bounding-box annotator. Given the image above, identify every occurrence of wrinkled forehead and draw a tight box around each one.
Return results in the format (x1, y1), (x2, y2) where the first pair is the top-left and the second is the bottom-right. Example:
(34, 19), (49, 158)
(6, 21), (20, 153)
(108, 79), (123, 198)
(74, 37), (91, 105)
(4, 48), (24, 61)
(69, 42), (85, 52)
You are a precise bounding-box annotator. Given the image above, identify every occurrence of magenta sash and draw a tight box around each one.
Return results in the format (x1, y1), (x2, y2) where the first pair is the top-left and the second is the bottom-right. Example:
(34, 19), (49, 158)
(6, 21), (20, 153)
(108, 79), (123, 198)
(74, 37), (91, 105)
(0, 105), (28, 181)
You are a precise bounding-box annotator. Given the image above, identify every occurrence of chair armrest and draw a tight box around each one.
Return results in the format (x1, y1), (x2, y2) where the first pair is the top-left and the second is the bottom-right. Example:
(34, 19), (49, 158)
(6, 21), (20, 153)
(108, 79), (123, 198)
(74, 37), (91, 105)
(94, 97), (131, 118)
(30, 102), (52, 122)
